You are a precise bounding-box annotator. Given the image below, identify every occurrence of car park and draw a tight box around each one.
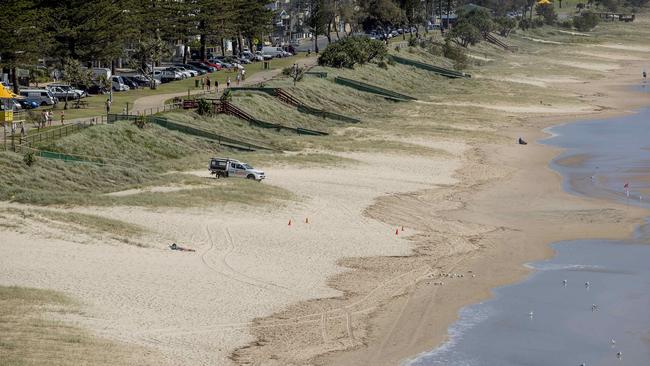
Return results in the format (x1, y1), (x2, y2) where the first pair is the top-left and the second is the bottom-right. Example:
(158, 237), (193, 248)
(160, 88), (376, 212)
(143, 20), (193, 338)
(175, 64), (207, 75)
(47, 84), (86, 100)
(255, 51), (273, 61)
(18, 99), (39, 109)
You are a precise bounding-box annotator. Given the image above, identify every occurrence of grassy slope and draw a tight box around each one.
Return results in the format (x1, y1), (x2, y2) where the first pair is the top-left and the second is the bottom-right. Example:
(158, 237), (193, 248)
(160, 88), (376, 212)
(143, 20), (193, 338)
(0, 286), (161, 366)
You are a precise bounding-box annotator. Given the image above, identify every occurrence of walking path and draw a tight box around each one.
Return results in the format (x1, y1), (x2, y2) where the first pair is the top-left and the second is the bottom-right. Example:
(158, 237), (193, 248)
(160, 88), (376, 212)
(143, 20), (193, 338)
(131, 57), (318, 116)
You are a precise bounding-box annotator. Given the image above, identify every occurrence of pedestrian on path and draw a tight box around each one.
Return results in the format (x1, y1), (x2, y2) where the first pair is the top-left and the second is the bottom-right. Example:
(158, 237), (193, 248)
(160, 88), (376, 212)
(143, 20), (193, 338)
(206, 76), (211, 91)
(215, 80), (219, 93)
(60, 110), (65, 125)
(226, 77), (231, 88)
(19, 122), (26, 137)
(41, 111), (47, 129)
(241, 68), (246, 81)
(236, 73), (241, 86)
(105, 99), (111, 114)
(201, 77), (205, 90)
(47, 111), (53, 126)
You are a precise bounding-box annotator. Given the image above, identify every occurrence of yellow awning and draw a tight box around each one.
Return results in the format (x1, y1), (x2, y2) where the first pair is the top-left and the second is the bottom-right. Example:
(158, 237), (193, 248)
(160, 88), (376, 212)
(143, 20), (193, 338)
(0, 84), (20, 99)
(537, 0), (552, 4)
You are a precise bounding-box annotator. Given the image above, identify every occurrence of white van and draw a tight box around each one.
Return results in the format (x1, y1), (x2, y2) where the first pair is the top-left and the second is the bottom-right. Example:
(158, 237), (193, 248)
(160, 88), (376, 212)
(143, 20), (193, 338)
(111, 76), (130, 91)
(19, 89), (58, 106)
(261, 46), (286, 58)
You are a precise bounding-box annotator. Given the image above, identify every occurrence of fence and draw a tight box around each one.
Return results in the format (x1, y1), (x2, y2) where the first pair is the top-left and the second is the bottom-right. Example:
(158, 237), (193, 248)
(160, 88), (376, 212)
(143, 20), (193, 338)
(108, 114), (274, 151)
(388, 55), (471, 78)
(4, 116), (108, 153)
(333, 77), (417, 101)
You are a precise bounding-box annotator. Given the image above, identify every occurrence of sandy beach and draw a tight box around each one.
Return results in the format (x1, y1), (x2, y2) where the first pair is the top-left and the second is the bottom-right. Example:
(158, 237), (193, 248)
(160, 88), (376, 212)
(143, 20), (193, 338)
(2, 16), (650, 366)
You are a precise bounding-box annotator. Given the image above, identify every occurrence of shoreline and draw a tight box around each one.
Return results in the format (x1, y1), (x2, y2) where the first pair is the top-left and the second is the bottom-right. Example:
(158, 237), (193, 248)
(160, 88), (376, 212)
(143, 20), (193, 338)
(311, 70), (650, 364)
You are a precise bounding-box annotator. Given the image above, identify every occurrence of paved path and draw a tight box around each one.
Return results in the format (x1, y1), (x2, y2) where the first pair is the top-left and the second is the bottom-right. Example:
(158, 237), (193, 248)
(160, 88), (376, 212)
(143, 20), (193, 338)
(132, 56), (318, 115)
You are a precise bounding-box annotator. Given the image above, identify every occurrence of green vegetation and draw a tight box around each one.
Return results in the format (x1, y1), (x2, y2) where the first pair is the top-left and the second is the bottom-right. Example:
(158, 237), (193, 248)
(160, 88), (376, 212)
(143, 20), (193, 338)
(573, 11), (601, 31)
(0, 286), (160, 365)
(317, 36), (387, 68)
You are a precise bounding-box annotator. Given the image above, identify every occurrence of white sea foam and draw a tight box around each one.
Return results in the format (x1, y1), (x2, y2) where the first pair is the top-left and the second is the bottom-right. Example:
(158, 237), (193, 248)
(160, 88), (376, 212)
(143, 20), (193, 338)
(402, 304), (493, 365)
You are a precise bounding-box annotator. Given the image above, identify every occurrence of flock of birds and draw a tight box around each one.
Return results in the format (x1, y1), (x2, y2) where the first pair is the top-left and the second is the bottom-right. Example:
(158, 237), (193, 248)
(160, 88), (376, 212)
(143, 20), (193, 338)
(527, 279), (625, 365)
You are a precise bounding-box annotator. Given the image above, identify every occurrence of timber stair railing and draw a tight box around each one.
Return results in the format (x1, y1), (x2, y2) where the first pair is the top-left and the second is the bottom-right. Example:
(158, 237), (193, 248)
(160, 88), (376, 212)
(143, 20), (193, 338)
(484, 33), (518, 52)
(228, 87), (361, 124)
(213, 100), (328, 136)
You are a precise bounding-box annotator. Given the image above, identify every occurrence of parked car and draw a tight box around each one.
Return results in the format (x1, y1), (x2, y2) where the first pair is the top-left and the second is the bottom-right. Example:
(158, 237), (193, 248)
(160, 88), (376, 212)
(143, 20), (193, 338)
(111, 75), (130, 91)
(120, 76), (140, 89)
(18, 99), (39, 109)
(255, 50), (273, 61)
(209, 157), (265, 181)
(200, 60), (223, 71)
(46, 84), (86, 100)
(18, 88), (57, 106)
(186, 61), (213, 73)
(261, 46), (286, 58)
(165, 66), (194, 78)
(122, 75), (160, 88)
(153, 69), (181, 83)
(242, 51), (263, 62)
(175, 64), (207, 75)
(9, 98), (23, 111)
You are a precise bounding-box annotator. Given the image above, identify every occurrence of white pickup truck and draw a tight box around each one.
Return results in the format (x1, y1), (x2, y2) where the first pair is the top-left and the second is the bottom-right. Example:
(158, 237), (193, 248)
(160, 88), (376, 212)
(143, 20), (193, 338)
(209, 158), (265, 181)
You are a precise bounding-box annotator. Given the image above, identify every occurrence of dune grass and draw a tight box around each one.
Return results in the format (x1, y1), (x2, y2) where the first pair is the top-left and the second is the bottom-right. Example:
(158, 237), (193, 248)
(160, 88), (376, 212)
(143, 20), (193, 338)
(0, 286), (161, 366)
(0, 119), (294, 206)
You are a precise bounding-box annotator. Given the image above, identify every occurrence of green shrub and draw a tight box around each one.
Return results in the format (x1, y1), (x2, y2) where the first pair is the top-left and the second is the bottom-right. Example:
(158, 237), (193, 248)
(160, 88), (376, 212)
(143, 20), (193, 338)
(443, 40), (468, 70)
(197, 99), (211, 115)
(573, 11), (599, 31)
(408, 37), (417, 47)
(318, 36), (387, 68)
(23, 152), (36, 167)
(536, 3), (558, 25)
(377, 60), (388, 69)
(558, 19), (573, 29)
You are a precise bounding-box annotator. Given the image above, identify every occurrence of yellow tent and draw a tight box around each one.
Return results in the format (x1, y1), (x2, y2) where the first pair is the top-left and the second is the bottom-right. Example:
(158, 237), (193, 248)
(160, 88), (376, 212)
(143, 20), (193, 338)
(0, 83), (20, 99)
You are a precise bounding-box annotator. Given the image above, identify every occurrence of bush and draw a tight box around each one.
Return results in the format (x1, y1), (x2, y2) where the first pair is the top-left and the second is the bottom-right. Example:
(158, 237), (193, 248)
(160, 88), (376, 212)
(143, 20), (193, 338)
(495, 16), (517, 37)
(377, 60), (388, 69)
(447, 8), (494, 47)
(23, 152), (36, 167)
(408, 37), (417, 47)
(197, 99), (211, 115)
(558, 19), (573, 29)
(536, 3), (558, 25)
(573, 11), (599, 31)
(318, 36), (387, 68)
(443, 40), (468, 69)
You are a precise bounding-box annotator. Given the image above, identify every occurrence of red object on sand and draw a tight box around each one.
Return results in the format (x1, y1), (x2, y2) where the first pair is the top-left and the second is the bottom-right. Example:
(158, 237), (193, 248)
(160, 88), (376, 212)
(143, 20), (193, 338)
(395, 228), (399, 235)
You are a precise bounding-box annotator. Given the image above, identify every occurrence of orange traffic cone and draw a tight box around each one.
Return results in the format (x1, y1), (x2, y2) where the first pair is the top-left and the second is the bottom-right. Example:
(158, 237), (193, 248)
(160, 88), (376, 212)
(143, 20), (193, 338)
(288, 219), (292, 226)
(305, 218), (309, 224)
(395, 228), (399, 235)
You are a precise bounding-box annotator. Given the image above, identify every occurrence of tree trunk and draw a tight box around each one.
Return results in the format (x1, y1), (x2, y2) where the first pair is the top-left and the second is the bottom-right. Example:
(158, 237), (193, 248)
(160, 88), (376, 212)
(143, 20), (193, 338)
(200, 33), (207, 61)
(220, 38), (225, 57)
(447, 0), (451, 29)
(11, 67), (18, 94)
(314, 36), (319, 53)
(326, 21), (332, 44)
(183, 43), (189, 64)
(238, 31), (244, 55)
(335, 21), (341, 40)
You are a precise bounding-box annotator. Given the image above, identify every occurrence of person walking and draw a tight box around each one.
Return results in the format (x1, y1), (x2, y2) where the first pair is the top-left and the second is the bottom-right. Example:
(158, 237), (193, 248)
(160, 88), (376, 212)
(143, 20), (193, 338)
(19, 121), (26, 137)
(215, 79), (219, 93)
(47, 111), (53, 126)
(206, 76), (211, 91)
(241, 68), (246, 81)
(236, 72), (241, 86)
(226, 77), (231, 88)
(201, 77), (205, 90)
(60, 110), (65, 125)
(41, 111), (47, 129)
(105, 99), (111, 114)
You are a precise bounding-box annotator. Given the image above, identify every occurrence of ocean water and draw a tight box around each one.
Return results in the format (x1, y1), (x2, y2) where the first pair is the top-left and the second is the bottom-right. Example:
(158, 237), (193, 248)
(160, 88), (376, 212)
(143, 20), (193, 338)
(405, 109), (650, 365)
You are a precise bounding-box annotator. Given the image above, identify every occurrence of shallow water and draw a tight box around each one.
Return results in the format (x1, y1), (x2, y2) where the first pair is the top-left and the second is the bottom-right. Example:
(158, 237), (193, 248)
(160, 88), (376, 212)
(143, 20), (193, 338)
(406, 241), (650, 366)
(406, 109), (650, 365)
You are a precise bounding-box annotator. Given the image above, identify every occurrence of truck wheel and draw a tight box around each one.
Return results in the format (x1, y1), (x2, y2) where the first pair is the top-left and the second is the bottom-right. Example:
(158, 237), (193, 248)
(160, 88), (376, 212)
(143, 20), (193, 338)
(247, 174), (255, 180)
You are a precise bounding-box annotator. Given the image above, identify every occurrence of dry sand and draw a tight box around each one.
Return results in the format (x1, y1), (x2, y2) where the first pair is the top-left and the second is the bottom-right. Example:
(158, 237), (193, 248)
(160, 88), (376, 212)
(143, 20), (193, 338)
(3, 21), (650, 366)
